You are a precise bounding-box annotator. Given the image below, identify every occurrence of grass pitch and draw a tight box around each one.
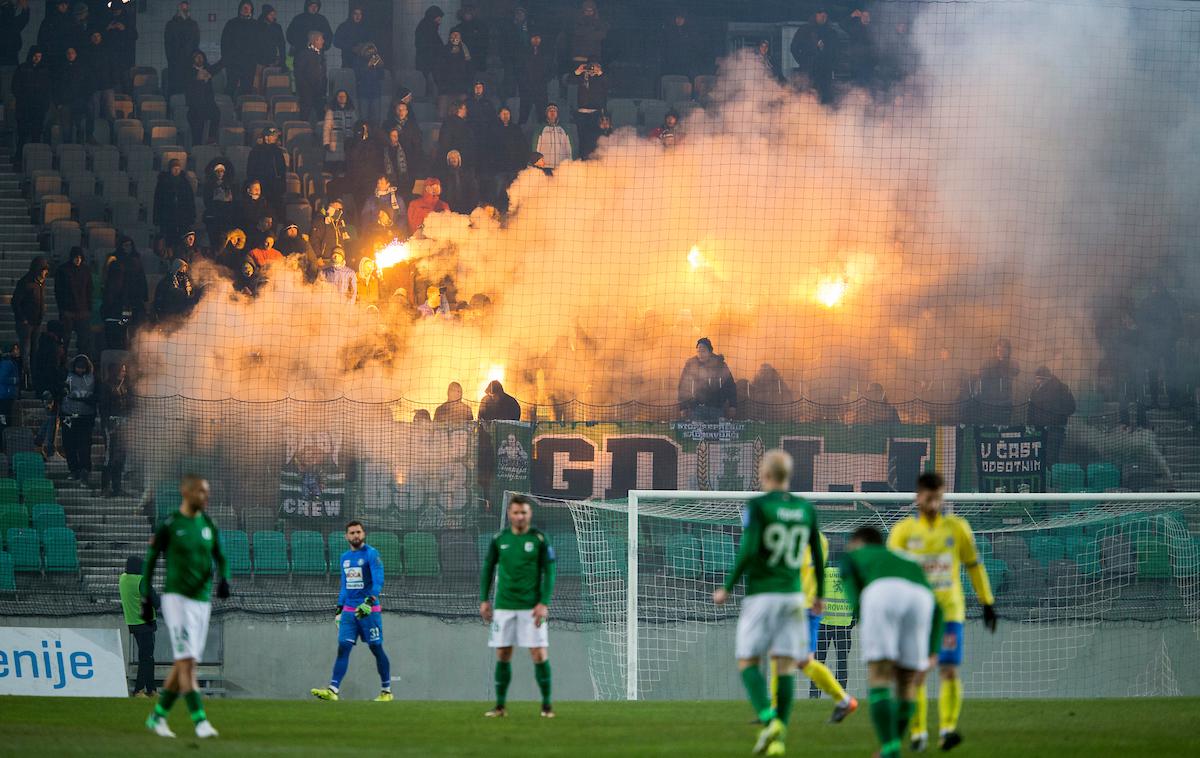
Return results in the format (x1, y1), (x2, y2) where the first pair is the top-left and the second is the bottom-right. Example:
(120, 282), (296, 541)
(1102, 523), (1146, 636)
(0, 697), (1197, 756)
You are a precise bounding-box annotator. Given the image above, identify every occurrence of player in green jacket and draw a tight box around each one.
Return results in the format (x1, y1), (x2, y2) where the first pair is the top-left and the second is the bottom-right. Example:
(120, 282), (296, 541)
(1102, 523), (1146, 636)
(142, 475), (230, 739)
(480, 494), (557, 718)
(840, 526), (944, 758)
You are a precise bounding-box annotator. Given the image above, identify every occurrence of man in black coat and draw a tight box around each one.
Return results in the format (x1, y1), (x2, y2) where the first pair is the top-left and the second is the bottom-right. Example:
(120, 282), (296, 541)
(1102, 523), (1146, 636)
(101, 237), (148, 351)
(294, 30), (327, 122)
(286, 0), (333, 59)
(153, 159), (196, 249)
(37, 0), (75, 71)
(83, 30), (117, 140)
(451, 4), (488, 73)
(1027, 366), (1076, 469)
(163, 1), (200, 98)
(246, 126), (288, 218)
(260, 5), (287, 71)
(54, 247), (93, 356)
(96, 0), (137, 94)
(12, 48), (51, 154)
(220, 1), (262, 97)
(11, 256), (50, 387)
(0, 0), (31, 70)
(517, 32), (551, 125)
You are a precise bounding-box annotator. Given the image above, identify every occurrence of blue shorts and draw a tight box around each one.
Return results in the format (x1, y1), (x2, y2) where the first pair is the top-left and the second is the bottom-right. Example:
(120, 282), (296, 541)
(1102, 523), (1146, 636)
(807, 611), (822, 655)
(937, 621), (964, 665)
(338, 610), (383, 646)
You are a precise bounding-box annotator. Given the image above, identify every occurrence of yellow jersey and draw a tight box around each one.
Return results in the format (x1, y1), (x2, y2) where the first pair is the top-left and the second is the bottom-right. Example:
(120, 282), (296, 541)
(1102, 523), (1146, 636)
(800, 532), (831, 606)
(887, 512), (993, 623)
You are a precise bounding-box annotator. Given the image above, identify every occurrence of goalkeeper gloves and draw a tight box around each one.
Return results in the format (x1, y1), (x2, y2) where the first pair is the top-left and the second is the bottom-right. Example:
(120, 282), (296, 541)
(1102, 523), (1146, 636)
(355, 598), (375, 618)
(334, 609), (343, 629)
(982, 604), (998, 632)
(216, 579), (231, 600)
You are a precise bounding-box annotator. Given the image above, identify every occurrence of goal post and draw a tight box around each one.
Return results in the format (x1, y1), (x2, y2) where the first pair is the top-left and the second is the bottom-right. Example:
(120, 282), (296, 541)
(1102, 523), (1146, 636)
(535, 490), (1200, 701)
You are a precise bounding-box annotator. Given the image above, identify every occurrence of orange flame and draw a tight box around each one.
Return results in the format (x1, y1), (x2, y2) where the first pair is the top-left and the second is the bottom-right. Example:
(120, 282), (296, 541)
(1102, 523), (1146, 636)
(815, 276), (847, 308)
(375, 241), (411, 271)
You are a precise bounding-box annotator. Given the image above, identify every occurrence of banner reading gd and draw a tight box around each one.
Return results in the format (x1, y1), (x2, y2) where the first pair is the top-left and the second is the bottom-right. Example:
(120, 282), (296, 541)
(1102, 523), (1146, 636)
(0, 627), (127, 697)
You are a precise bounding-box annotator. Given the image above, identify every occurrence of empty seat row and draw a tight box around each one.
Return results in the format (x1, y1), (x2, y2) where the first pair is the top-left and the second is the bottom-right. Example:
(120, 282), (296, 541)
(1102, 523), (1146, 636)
(1049, 462), (1120, 492)
(0, 503), (66, 536)
(3, 527), (79, 573)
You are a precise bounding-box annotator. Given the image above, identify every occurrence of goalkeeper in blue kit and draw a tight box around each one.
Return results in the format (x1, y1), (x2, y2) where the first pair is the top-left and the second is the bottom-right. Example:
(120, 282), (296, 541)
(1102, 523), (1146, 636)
(311, 521), (393, 702)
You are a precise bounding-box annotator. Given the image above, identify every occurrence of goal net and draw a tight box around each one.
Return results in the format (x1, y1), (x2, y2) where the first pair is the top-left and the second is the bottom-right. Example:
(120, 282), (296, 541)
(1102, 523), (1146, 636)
(526, 491), (1200, 701)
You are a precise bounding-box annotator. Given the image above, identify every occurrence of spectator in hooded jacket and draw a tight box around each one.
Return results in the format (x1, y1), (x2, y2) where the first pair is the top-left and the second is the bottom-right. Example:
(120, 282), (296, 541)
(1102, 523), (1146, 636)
(436, 30), (473, 100)
(286, 0), (332, 59)
(407, 178), (449, 231)
(357, 257), (383, 307)
(277, 223), (313, 259)
(0, 0), (31, 70)
(53, 46), (90, 144)
(414, 6), (445, 97)
(11, 256), (50, 387)
(678, 337), (737, 420)
(435, 382), (474, 422)
(13, 47), (51, 153)
(221, 2), (262, 96)
(1028, 366), (1076, 469)
(321, 249), (357, 302)
(101, 237), (148, 350)
(54, 247), (93, 356)
(452, 4), (488, 73)
(440, 150), (479, 214)
(344, 121), (387, 201)
(479, 380), (521, 421)
(38, 1), (75, 72)
(531, 104), (574, 169)
(465, 80), (498, 156)
(202, 159), (236, 246)
(295, 29), (327, 122)
(32, 321), (66, 458)
(438, 99), (476, 169)
(355, 41), (387, 127)
(153, 159), (196, 248)
(246, 126), (288, 217)
(84, 30), (117, 138)
(570, 0), (609, 66)
(496, 5), (530, 99)
(572, 59), (607, 158)
(260, 5), (287, 71)
(662, 10), (702, 79)
(322, 89), (356, 171)
(184, 49), (220, 145)
(99, 362), (131, 497)
(96, 0), (137, 93)
(492, 106), (527, 207)
(163, 2), (199, 97)
(334, 5), (371, 71)
(790, 8), (841, 105)
(382, 126), (412, 197)
(517, 31), (551, 126)
(61, 354), (96, 481)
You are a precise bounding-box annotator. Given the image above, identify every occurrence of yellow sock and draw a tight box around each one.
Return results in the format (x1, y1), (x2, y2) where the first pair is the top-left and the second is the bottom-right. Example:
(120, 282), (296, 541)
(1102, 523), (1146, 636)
(801, 659), (848, 703)
(911, 683), (928, 737)
(939, 678), (963, 734)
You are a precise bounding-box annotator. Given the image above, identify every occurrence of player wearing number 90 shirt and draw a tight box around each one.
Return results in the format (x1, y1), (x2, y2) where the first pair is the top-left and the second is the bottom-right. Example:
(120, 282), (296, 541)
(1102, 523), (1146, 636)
(714, 449), (823, 757)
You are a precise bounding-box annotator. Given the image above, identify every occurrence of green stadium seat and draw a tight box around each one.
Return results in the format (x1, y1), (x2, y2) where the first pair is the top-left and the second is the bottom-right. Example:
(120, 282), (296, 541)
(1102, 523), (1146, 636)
(1027, 535), (1066, 565)
(973, 533), (992, 558)
(31, 504), (66, 533)
(370, 532), (403, 575)
(291, 530), (327, 575)
(666, 535), (702, 579)
(549, 533), (581, 577)
(1086, 462), (1120, 492)
(701, 531), (736, 575)
(1135, 534), (1171, 580)
(253, 531), (289, 575)
(220, 530), (252, 575)
(0, 479), (19, 505)
(20, 478), (54, 506)
(0, 551), (14, 591)
(10, 453), (45, 484)
(42, 527), (78, 572)
(1049, 463), (1086, 493)
(403, 532), (439, 577)
(1076, 542), (1102, 576)
(0, 504), (28, 540)
(965, 557), (1008, 598)
(6, 528), (41, 572)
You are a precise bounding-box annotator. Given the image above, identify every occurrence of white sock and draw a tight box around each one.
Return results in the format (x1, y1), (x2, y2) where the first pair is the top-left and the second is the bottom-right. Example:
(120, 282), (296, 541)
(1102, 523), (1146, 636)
(839, 696), (852, 707)
(329, 685), (339, 694)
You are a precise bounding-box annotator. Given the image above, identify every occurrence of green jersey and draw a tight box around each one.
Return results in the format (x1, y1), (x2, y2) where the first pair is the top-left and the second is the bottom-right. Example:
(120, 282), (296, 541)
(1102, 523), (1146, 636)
(143, 510), (229, 602)
(480, 528), (557, 610)
(839, 544), (944, 654)
(724, 491), (823, 598)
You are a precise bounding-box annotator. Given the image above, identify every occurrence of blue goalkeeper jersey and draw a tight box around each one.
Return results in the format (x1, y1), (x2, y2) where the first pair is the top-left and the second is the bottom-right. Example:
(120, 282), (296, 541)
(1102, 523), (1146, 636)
(337, 545), (384, 608)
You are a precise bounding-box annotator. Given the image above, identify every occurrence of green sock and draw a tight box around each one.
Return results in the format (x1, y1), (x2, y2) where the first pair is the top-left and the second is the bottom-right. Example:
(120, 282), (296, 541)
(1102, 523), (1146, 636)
(534, 660), (552, 708)
(740, 666), (776, 724)
(184, 691), (206, 724)
(897, 698), (916, 739)
(869, 687), (900, 758)
(494, 661), (512, 708)
(775, 675), (796, 725)
(154, 689), (179, 719)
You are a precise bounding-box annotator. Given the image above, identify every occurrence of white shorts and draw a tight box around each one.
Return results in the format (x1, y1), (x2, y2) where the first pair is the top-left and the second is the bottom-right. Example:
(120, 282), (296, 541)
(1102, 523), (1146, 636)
(735, 592), (808, 661)
(859, 577), (935, 671)
(161, 593), (211, 661)
(488, 608), (549, 649)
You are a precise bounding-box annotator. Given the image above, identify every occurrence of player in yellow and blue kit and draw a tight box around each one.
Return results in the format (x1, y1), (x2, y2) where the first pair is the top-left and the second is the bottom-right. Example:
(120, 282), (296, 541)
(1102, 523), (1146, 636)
(888, 472), (997, 752)
(311, 520), (392, 702)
